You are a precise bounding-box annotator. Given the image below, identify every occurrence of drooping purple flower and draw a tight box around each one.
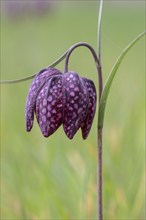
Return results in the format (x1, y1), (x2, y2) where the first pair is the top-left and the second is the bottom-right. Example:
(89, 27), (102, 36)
(26, 67), (97, 139)
(26, 67), (62, 132)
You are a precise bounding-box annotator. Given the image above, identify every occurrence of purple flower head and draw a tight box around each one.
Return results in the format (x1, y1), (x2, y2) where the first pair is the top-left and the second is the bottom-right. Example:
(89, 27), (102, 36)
(26, 67), (97, 139)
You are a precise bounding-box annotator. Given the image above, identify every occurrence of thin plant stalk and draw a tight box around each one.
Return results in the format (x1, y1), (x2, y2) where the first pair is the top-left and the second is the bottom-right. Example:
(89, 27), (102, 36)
(98, 127), (103, 220)
(0, 51), (68, 84)
(97, 0), (104, 220)
(97, 0), (103, 62)
(64, 42), (102, 100)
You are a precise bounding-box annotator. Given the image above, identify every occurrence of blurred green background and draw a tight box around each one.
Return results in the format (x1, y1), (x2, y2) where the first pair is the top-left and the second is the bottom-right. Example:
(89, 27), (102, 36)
(1, 1), (145, 219)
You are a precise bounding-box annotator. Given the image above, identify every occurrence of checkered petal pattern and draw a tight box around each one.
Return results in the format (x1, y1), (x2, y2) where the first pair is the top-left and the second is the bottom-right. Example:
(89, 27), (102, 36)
(26, 67), (97, 139)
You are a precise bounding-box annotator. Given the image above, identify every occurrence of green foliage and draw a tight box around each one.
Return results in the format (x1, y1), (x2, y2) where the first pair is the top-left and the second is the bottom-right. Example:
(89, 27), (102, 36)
(98, 31), (146, 128)
(1, 2), (145, 219)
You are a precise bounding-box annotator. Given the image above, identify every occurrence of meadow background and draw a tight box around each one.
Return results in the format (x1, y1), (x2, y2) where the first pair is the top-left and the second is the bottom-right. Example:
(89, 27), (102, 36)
(1, 1), (145, 219)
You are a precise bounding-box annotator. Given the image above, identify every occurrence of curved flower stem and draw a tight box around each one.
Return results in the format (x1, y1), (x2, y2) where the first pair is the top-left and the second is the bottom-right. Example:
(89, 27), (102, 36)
(64, 42), (103, 100)
(0, 50), (67, 84)
(63, 39), (104, 220)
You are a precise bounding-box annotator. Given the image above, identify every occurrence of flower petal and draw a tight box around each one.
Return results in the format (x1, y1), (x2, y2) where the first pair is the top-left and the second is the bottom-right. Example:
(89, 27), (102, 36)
(26, 67), (62, 131)
(81, 78), (97, 139)
(35, 76), (63, 137)
(63, 71), (88, 139)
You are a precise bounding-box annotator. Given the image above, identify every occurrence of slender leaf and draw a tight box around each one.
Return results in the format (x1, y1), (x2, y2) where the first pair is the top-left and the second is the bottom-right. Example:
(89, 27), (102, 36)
(0, 51), (67, 84)
(98, 31), (146, 128)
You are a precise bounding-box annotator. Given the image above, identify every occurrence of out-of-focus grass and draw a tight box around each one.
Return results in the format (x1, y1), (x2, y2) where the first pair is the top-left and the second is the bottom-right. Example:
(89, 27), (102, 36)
(1, 1), (145, 219)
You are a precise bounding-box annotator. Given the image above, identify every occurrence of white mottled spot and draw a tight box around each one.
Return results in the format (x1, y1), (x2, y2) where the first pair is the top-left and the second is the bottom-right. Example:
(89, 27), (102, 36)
(69, 84), (74, 88)
(70, 91), (75, 97)
(48, 95), (52, 102)
(78, 108), (82, 114)
(40, 121), (43, 125)
(47, 112), (51, 118)
(28, 113), (31, 117)
(51, 101), (56, 106)
(57, 103), (62, 108)
(32, 85), (36, 90)
(42, 116), (46, 122)
(42, 108), (47, 114)
(69, 107), (73, 111)
(83, 105), (86, 109)
(47, 105), (51, 111)
(74, 96), (79, 100)
(74, 104), (78, 109)
(51, 124), (55, 128)
(73, 112), (77, 119)
(52, 109), (56, 114)
(74, 87), (79, 92)
(43, 99), (47, 106)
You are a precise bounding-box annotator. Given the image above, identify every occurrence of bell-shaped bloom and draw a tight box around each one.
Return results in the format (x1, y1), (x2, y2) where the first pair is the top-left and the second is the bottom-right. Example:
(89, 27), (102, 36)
(26, 67), (96, 139)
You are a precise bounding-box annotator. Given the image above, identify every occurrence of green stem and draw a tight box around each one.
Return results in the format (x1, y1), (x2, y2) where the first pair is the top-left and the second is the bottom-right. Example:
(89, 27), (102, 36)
(0, 51), (67, 84)
(97, 0), (104, 220)
(64, 42), (102, 100)
(98, 127), (103, 220)
(97, 0), (103, 62)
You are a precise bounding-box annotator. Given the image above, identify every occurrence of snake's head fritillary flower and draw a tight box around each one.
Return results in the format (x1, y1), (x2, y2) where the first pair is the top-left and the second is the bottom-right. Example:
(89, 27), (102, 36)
(26, 67), (97, 139)
(26, 67), (62, 136)
(62, 71), (97, 139)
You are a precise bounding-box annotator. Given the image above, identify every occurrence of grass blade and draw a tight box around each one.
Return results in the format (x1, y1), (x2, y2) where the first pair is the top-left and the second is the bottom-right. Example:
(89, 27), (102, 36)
(98, 31), (146, 128)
